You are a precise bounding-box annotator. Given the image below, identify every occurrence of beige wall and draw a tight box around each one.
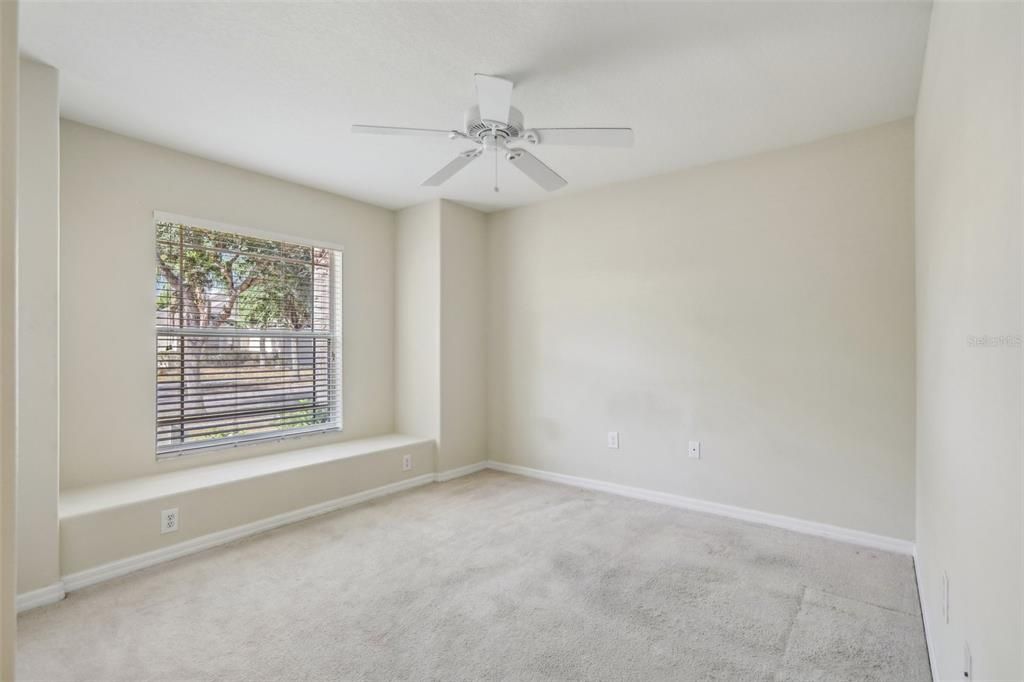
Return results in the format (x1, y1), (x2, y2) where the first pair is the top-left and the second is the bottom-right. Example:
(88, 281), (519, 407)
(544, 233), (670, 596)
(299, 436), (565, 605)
(439, 200), (487, 471)
(16, 59), (60, 595)
(488, 120), (916, 540)
(915, 2), (1023, 680)
(395, 201), (440, 442)
(0, 0), (18, 674)
(394, 199), (487, 472)
(59, 121), (396, 490)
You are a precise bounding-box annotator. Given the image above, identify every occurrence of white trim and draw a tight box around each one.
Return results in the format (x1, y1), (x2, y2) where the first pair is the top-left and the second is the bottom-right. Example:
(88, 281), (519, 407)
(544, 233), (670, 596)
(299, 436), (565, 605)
(16, 582), (65, 613)
(913, 548), (939, 681)
(435, 460), (488, 482)
(62, 472), (436, 592)
(485, 461), (915, 555)
(153, 210), (346, 252)
(52, 457), (911, 602)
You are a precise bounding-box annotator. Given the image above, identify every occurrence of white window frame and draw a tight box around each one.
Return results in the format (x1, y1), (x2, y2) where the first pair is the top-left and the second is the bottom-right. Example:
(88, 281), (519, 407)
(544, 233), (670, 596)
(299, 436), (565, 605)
(153, 211), (344, 459)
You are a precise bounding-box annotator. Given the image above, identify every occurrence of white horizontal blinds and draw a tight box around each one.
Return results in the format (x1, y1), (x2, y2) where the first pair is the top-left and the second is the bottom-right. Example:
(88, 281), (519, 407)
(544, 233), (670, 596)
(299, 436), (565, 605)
(156, 221), (340, 455)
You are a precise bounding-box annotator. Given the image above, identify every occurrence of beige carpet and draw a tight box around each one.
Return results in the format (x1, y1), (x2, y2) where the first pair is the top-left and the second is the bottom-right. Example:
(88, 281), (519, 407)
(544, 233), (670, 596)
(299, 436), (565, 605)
(18, 470), (930, 681)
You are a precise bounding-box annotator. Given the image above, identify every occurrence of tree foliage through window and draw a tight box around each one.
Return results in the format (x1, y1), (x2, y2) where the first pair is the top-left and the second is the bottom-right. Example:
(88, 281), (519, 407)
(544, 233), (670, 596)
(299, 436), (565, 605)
(156, 221), (340, 454)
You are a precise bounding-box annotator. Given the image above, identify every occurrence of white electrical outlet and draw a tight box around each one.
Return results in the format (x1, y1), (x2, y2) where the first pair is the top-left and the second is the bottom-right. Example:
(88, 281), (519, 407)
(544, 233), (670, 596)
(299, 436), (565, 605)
(607, 432), (619, 449)
(402, 454), (413, 471)
(688, 440), (701, 459)
(161, 508), (179, 534)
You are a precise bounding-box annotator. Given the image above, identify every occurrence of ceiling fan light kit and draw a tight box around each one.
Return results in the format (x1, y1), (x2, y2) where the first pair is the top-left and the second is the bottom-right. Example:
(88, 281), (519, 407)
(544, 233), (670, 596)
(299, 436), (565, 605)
(352, 74), (634, 193)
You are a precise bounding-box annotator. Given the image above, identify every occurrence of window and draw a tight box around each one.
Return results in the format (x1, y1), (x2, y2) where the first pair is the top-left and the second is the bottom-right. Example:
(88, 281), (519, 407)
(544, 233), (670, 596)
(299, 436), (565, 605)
(155, 217), (341, 457)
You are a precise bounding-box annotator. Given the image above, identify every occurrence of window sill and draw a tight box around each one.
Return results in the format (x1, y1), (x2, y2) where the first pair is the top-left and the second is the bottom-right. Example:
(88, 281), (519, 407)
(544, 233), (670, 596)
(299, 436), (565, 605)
(156, 425), (342, 460)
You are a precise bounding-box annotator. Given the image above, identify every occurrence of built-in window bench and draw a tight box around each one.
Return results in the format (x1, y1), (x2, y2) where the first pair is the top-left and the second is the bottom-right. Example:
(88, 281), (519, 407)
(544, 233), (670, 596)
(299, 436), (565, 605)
(58, 435), (435, 591)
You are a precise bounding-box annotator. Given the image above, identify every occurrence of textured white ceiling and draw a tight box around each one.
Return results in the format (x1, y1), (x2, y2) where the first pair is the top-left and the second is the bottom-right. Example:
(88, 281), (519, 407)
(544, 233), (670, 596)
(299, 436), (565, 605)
(20, 1), (932, 212)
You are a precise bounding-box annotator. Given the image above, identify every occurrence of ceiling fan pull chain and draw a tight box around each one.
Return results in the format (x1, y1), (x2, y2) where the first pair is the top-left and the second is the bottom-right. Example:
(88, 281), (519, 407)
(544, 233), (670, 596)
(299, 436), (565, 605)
(494, 147), (500, 193)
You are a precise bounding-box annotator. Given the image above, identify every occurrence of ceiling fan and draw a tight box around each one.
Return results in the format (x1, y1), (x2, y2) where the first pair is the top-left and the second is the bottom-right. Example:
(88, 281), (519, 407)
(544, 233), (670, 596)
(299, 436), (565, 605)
(352, 74), (634, 193)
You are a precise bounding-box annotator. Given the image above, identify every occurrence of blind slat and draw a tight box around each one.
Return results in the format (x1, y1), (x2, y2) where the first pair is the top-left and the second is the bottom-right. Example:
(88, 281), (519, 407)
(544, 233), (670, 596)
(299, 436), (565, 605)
(156, 392), (339, 413)
(156, 379), (338, 399)
(157, 408), (340, 436)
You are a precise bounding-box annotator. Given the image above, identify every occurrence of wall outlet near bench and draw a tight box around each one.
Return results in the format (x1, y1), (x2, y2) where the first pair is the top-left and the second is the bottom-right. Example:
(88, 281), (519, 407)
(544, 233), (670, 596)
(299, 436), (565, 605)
(402, 454), (413, 471)
(161, 508), (179, 534)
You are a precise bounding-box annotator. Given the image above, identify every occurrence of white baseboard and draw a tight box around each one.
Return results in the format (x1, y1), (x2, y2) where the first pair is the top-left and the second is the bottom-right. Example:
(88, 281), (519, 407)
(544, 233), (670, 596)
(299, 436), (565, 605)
(16, 581), (66, 613)
(486, 460), (915, 556)
(435, 460), (488, 482)
(62, 472), (438, 592)
(913, 548), (939, 681)
(49, 457), (912, 606)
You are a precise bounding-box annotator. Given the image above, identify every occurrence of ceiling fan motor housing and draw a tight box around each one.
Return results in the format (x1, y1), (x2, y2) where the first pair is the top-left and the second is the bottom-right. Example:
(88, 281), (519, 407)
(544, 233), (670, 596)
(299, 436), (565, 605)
(465, 105), (525, 143)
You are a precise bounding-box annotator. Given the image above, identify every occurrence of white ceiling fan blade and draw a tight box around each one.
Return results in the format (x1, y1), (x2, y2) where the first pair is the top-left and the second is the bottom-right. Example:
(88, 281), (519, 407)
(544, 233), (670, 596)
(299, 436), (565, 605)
(352, 124), (454, 138)
(474, 74), (513, 124)
(506, 149), (567, 192)
(422, 149), (482, 186)
(529, 128), (634, 147)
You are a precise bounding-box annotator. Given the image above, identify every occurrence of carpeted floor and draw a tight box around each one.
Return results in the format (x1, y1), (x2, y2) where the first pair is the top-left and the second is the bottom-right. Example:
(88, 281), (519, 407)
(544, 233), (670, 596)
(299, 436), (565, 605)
(18, 471), (931, 681)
